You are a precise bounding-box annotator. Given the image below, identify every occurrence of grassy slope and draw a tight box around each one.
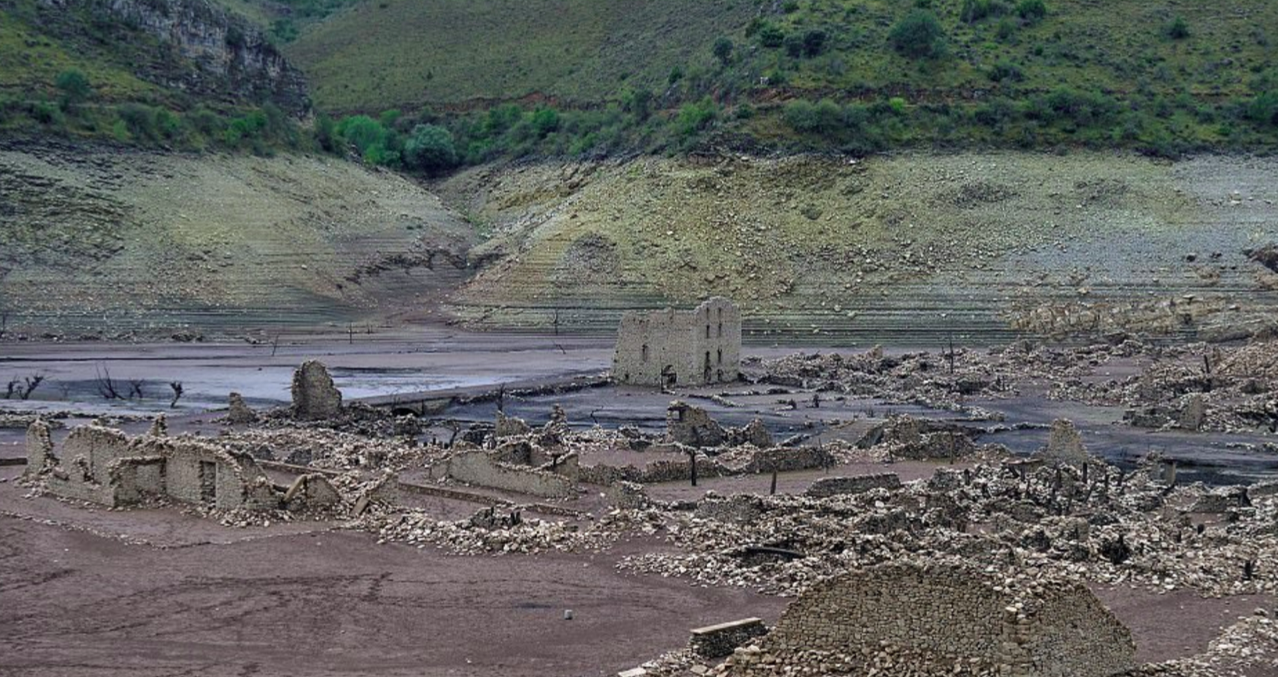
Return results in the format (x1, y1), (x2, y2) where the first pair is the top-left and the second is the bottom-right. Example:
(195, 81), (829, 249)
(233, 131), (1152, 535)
(750, 0), (1275, 99)
(284, 0), (1277, 114)
(0, 0), (162, 105)
(285, 0), (759, 112)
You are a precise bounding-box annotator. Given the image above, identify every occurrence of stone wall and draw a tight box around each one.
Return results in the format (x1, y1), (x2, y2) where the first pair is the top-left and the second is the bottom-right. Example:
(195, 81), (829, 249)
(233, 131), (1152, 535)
(578, 446), (832, 487)
(613, 297), (741, 387)
(804, 473), (902, 498)
(291, 360), (343, 420)
(437, 449), (577, 499)
(689, 618), (767, 660)
(747, 562), (1134, 677)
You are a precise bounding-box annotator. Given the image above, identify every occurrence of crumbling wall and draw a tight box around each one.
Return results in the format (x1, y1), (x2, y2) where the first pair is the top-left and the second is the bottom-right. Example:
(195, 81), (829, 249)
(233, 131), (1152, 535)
(438, 450), (576, 499)
(605, 480), (649, 509)
(291, 360), (343, 420)
(738, 446), (834, 474)
(495, 412), (532, 437)
(29, 424), (289, 511)
(24, 419), (55, 476)
(805, 473), (902, 498)
(111, 457), (166, 504)
(613, 296), (741, 387)
(1025, 585), (1137, 677)
(60, 425), (132, 482)
(689, 618), (767, 660)
(750, 563), (1134, 677)
(1034, 419), (1092, 466)
(667, 401), (727, 447)
(227, 392), (257, 424)
(577, 445), (831, 486)
(283, 473), (342, 510)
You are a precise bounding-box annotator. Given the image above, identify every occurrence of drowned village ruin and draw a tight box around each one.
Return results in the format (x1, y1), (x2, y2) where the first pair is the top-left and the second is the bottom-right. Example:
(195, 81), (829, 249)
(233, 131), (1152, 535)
(614, 296), (741, 386)
(7, 299), (1278, 677)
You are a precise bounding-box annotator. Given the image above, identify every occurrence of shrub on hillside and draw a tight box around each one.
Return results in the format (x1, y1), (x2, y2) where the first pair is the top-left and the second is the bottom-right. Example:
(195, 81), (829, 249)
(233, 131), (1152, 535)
(404, 124), (458, 172)
(335, 114), (399, 165)
(803, 29), (828, 57)
(713, 37), (734, 66)
(757, 23), (785, 48)
(890, 10), (946, 58)
(960, 0), (1007, 24)
(55, 69), (91, 110)
(675, 98), (717, 136)
(1016, 0), (1047, 23)
(1166, 16), (1190, 40)
(1248, 92), (1278, 127)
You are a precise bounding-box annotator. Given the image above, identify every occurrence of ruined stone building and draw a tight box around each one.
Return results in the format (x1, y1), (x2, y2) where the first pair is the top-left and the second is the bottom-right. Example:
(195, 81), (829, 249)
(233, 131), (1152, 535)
(613, 297), (741, 386)
(24, 420), (339, 511)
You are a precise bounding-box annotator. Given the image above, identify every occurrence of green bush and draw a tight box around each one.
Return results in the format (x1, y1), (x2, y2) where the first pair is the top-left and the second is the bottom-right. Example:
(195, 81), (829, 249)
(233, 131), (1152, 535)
(404, 124), (458, 172)
(1166, 16), (1190, 40)
(960, 0), (1007, 24)
(784, 33), (805, 58)
(713, 37), (734, 66)
(530, 107), (560, 137)
(890, 10), (946, 59)
(119, 103), (159, 142)
(674, 98), (717, 136)
(758, 23), (785, 48)
(270, 18), (298, 43)
(988, 60), (1024, 82)
(622, 88), (653, 121)
(1248, 92), (1278, 126)
(1016, 0), (1047, 23)
(803, 29), (828, 57)
(54, 69), (92, 110)
(996, 17), (1017, 41)
(31, 101), (64, 126)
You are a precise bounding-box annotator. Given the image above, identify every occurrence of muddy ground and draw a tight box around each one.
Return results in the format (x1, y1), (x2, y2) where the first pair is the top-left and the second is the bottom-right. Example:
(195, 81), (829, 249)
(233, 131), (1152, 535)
(0, 463), (1269, 676)
(0, 467), (782, 677)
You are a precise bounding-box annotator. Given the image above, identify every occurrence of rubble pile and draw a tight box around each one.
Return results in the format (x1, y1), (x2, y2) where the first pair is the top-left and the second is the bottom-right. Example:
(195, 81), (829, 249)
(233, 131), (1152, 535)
(216, 428), (434, 470)
(759, 341), (1149, 412)
(356, 505), (660, 555)
(761, 347), (1015, 411)
(619, 459), (1278, 599)
(0, 413), (64, 429)
(1062, 340), (1278, 433)
(254, 402), (428, 438)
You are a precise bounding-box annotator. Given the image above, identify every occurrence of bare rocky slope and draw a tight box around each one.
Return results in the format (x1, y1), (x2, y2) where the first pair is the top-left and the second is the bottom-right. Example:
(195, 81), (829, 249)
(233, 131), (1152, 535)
(437, 152), (1278, 344)
(4, 147), (1276, 344)
(0, 142), (475, 338)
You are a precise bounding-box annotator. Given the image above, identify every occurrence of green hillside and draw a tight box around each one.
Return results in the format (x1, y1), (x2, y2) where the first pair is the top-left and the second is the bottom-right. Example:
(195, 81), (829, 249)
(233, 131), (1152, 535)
(277, 0), (1278, 158)
(286, 0), (758, 112)
(0, 0), (310, 151)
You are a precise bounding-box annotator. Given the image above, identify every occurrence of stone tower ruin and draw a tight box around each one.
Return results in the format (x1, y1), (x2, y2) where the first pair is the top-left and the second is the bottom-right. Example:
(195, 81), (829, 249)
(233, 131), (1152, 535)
(612, 297), (741, 387)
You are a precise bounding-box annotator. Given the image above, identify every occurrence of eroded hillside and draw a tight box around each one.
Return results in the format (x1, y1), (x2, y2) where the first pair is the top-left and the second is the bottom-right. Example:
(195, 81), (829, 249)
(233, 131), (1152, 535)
(0, 142), (475, 337)
(438, 152), (1278, 343)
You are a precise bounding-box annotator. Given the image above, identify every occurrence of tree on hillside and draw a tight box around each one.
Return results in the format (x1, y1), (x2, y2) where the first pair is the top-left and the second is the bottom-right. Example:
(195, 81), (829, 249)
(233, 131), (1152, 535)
(404, 124), (458, 173)
(55, 69), (91, 110)
(713, 37), (734, 66)
(889, 10), (946, 59)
